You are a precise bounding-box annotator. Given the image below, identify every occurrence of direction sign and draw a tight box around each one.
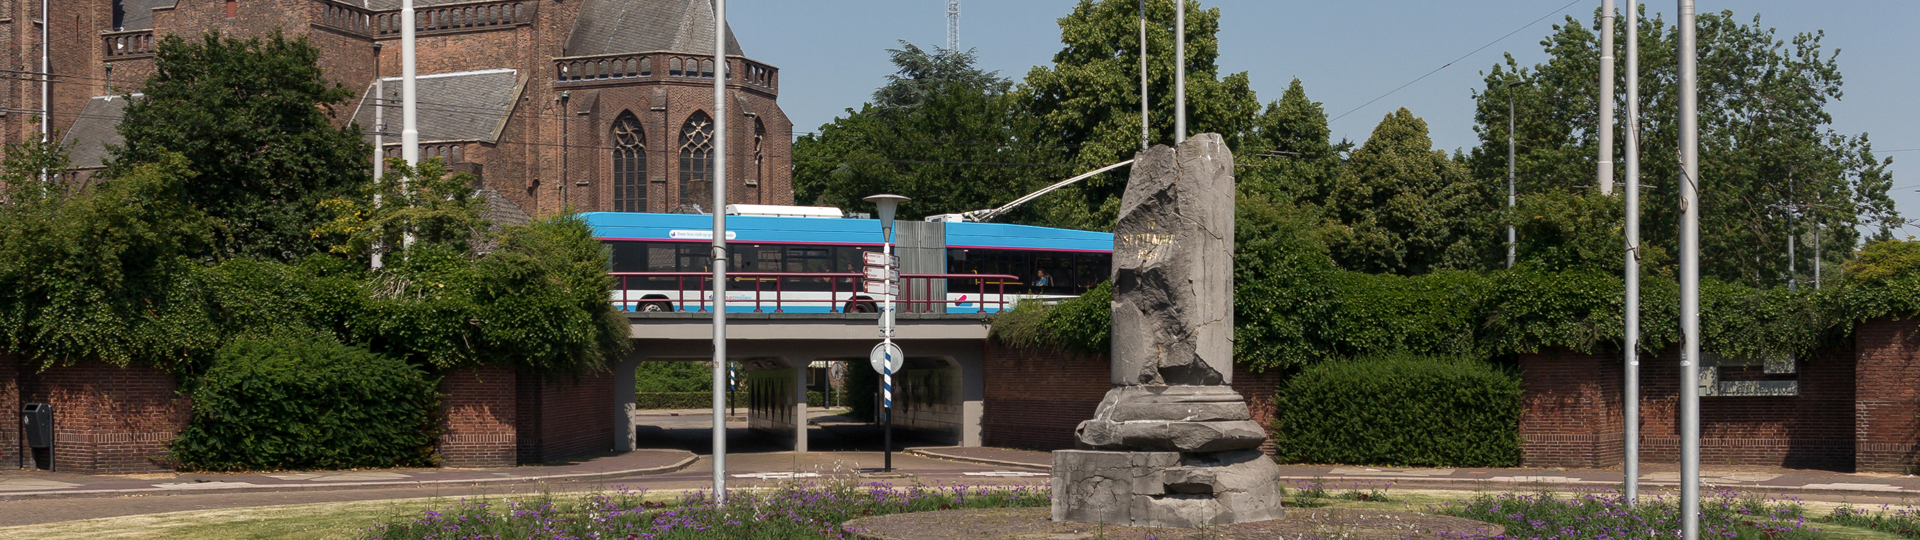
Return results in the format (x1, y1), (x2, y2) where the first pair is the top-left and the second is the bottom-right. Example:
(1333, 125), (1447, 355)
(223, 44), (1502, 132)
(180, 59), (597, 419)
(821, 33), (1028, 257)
(870, 341), (905, 374)
(863, 266), (901, 281)
(862, 251), (899, 267)
(864, 280), (900, 296)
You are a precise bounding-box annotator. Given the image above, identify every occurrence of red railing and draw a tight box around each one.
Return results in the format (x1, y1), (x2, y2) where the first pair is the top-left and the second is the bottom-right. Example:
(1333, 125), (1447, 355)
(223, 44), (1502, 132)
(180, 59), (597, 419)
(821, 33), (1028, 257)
(609, 272), (1019, 313)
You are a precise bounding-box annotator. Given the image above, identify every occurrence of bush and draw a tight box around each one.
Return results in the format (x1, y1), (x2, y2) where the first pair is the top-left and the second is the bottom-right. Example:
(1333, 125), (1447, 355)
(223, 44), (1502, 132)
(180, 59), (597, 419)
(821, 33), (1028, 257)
(1274, 353), (1522, 467)
(634, 391), (746, 410)
(171, 334), (439, 471)
(636, 361), (715, 393)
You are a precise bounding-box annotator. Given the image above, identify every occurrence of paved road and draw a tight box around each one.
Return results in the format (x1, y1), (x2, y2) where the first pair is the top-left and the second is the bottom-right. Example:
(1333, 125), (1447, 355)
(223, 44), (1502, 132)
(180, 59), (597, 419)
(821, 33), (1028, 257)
(0, 410), (1048, 528)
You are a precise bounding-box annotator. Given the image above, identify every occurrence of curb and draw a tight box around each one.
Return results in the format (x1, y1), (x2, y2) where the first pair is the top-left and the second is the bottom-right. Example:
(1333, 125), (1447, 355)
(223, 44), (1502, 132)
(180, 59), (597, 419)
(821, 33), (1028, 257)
(904, 447), (1050, 472)
(0, 452), (699, 501)
(1275, 474), (1920, 501)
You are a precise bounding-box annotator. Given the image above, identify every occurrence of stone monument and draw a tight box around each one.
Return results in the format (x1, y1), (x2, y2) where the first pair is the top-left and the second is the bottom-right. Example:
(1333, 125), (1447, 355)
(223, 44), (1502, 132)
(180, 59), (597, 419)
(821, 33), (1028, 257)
(1052, 134), (1283, 527)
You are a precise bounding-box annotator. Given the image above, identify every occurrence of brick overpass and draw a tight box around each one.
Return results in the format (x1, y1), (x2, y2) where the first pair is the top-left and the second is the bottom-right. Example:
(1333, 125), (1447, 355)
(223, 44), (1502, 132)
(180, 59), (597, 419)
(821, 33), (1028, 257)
(617, 312), (994, 453)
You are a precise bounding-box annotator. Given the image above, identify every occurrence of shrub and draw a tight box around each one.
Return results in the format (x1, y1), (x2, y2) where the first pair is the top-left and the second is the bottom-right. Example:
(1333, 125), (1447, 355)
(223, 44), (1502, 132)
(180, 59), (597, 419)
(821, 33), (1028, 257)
(635, 361), (715, 393)
(1274, 353), (1522, 467)
(634, 391), (746, 410)
(171, 333), (439, 471)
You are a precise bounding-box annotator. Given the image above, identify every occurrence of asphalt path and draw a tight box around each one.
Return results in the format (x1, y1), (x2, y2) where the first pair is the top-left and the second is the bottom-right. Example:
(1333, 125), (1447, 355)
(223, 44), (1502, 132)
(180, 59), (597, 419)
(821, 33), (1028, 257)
(0, 411), (1048, 528)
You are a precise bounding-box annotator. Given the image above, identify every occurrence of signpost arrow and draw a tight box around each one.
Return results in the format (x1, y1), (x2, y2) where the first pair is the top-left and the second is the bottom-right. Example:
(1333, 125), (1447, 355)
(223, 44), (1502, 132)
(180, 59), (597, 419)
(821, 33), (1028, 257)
(863, 280), (901, 296)
(863, 251), (900, 267)
(863, 266), (901, 281)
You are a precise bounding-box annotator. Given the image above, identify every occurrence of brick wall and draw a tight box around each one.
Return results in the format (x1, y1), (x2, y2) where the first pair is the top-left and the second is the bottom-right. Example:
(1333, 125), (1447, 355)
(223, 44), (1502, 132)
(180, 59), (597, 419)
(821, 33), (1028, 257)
(1520, 345), (1856, 471)
(1636, 346), (1854, 470)
(14, 358), (190, 473)
(1, 352), (18, 467)
(515, 368), (615, 464)
(980, 342), (1284, 454)
(1518, 350), (1625, 467)
(1856, 318), (1920, 472)
(439, 364), (517, 467)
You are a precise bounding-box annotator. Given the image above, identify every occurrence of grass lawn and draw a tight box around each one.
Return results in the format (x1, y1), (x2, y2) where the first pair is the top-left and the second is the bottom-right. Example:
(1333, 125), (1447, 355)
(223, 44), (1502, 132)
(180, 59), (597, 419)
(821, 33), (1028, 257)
(2, 487), (1910, 540)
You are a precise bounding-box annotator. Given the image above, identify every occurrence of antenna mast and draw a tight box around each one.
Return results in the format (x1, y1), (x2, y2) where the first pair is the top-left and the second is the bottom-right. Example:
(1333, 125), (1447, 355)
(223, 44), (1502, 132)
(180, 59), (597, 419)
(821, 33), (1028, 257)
(947, 0), (960, 50)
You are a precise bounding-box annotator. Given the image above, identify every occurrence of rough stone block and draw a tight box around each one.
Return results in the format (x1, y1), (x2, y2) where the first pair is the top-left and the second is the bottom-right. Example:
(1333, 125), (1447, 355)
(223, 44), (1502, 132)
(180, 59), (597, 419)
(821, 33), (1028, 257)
(1052, 448), (1283, 528)
(1111, 134), (1236, 386)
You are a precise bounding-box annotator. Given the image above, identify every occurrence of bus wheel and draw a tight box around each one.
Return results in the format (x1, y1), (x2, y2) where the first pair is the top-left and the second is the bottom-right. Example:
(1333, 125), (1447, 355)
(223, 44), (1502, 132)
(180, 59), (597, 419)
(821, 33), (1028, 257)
(846, 300), (878, 313)
(642, 302), (670, 312)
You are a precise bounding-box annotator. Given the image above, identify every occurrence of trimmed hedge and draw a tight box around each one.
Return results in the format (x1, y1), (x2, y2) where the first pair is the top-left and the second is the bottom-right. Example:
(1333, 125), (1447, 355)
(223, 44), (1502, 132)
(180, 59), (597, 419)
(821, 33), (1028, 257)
(1274, 353), (1523, 467)
(171, 334), (440, 471)
(633, 392), (845, 410)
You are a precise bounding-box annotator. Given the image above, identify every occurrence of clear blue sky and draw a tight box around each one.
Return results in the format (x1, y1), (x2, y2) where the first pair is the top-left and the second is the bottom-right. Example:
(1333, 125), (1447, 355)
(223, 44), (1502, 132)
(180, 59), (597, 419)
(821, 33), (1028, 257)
(726, 1), (1918, 233)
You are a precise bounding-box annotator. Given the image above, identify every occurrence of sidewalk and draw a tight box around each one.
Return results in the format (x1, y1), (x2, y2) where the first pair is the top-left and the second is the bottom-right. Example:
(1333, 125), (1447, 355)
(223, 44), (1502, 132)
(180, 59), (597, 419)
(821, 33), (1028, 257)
(907, 446), (1920, 499)
(0, 448), (696, 500)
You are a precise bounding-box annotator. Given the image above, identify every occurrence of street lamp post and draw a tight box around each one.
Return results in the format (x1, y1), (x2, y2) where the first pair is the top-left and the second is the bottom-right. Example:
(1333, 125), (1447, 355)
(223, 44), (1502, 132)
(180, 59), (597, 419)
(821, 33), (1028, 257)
(1678, 1), (1702, 538)
(864, 194), (909, 473)
(710, 0), (730, 505)
(1506, 81), (1523, 268)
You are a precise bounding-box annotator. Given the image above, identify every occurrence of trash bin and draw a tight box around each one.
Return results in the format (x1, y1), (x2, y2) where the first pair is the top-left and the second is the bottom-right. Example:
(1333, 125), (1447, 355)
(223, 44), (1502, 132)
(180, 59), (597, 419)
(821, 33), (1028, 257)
(21, 403), (52, 470)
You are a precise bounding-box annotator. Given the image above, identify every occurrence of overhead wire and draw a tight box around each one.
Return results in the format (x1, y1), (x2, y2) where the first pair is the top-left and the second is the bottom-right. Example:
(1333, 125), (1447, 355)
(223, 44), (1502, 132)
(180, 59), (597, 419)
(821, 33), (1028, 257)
(1327, 0), (1584, 124)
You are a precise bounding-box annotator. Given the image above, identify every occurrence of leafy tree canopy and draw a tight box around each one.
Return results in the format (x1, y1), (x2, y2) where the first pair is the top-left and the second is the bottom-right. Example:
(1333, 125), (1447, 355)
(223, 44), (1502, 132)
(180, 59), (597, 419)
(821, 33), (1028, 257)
(1470, 8), (1896, 286)
(1321, 109), (1497, 275)
(108, 30), (372, 261)
(1017, 0), (1261, 230)
(793, 44), (1054, 221)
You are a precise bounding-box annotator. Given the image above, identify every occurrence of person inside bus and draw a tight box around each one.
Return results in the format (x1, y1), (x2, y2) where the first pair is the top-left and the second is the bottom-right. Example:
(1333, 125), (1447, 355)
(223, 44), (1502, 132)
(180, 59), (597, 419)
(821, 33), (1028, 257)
(1033, 269), (1052, 288)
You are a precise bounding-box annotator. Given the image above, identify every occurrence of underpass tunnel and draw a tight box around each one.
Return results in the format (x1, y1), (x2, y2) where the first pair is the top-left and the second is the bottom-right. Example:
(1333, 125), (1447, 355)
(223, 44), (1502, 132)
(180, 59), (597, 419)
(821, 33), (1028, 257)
(614, 339), (985, 455)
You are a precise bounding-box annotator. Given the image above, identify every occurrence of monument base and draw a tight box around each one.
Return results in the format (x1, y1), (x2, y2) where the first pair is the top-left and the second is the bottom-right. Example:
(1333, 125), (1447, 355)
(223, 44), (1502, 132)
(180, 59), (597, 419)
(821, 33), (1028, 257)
(1050, 448), (1283, 528)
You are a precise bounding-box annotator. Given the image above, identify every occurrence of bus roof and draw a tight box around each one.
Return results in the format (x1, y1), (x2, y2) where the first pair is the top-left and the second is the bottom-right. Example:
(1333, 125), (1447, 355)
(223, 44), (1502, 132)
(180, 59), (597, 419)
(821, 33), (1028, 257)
(581, 212), (1112, 252)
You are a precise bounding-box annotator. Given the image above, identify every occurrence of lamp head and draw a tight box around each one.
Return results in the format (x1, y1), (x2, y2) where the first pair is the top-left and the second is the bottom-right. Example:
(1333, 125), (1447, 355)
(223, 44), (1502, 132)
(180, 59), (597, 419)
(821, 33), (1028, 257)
(863, 194), (910, 230)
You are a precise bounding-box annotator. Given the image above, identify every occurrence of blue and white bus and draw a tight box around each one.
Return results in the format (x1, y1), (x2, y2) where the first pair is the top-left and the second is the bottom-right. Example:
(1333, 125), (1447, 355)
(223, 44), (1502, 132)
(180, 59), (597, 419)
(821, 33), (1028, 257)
(585, 209), (1112, 313)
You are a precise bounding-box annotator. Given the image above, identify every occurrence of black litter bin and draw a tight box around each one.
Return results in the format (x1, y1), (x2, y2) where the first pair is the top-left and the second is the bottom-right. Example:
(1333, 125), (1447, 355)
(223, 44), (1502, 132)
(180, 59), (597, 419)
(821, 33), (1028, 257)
(21, 403), (52, 470)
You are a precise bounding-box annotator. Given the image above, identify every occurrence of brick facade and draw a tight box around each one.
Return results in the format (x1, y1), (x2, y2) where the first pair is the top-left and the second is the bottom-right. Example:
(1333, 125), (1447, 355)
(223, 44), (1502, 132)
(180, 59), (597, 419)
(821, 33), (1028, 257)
(1517, 350), (1625, 468)
(11, 358), (191, 473)
(980, 342), (1284, 455)
(1, 353), (19, 468)
(1855, 318), (1920, 472)
(1518, 346), (1856, 471)
(515, 367), (615, 464)
(437, 364), (518, 467)
(6, 0), (795, 217)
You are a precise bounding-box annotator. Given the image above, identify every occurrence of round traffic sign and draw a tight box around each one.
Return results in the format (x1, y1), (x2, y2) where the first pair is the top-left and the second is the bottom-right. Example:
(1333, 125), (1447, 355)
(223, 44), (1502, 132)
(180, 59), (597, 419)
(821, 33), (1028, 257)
(870, 341), (905, 374)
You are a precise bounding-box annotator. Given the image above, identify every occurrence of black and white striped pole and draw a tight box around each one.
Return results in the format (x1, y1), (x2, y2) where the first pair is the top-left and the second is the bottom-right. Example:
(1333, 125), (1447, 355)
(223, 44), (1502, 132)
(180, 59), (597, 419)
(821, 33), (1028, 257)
(865, 194), (909, 473)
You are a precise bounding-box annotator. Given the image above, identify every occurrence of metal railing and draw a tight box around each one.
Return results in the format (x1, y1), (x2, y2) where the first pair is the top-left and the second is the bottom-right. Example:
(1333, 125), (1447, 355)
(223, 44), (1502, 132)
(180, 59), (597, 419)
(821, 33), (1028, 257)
(102, 29), (154, 58)
(609, 272), (1018, 314)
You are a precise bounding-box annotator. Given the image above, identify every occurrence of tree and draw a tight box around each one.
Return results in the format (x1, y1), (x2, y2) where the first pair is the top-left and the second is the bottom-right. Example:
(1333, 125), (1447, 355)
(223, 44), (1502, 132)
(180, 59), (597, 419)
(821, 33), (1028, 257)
(1323, 109), (1498, 275)
(1238, 78), (1348, 209)
(314, 158), (489, 261)
(108, 30), (372, 261)
(1017, 0), (1261, 230)
(1470, 8), (1897, 286)
(792, 43), (1053, 221)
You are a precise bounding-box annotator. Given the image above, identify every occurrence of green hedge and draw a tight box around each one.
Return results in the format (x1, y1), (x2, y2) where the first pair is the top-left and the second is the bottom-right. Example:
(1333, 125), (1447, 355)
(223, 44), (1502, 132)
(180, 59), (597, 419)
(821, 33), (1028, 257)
(1274, 353), (1522, 467)
(170, 334), (440, 471)
(635, 391), (844, 410)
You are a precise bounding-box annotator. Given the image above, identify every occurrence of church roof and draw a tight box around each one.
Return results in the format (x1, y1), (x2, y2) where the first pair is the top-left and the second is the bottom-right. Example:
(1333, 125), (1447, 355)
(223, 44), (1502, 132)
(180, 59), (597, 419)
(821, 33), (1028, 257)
(113, 0), (177, 31)
(350, 69), (523, 145)
(564, 0), (743, 58)
(60, 95), (137, 169)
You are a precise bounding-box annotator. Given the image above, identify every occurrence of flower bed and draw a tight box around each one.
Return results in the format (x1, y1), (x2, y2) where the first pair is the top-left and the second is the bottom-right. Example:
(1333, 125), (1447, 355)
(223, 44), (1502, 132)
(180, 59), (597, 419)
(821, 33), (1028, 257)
(1431, 489), (1816, 539)
(1824, 505), (1920, 538)
(362, 482), (1049, 540)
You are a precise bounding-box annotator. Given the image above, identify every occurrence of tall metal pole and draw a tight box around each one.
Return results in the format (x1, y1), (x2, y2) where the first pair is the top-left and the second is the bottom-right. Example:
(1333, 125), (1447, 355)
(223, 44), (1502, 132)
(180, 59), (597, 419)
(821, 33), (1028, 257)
(400, 0), (418, 250)
(1815, 221), (1823, 290)
(1622, 0), (1641, 506)
(1173, 0), (1185, 144)
(882, 229), (895, 472)
(401, 0), (418, 166)
(1139, 0), (1149, 150)
(1677, 1), (1701, 538)
(710, 0), (730, 505)
(39, 0), (49, 147)
(372, 77), (387, 269)
(1507, 84), (1519, 268)
(1599, 0), (1615, 196)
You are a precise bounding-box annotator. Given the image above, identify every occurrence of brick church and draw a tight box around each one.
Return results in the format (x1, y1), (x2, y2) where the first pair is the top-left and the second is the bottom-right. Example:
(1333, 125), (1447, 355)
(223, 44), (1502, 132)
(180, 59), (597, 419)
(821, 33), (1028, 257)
(0, 0), (794, 218)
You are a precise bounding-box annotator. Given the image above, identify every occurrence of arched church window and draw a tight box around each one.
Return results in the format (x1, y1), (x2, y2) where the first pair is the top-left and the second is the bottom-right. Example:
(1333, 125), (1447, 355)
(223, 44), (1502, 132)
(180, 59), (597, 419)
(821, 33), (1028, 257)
(612, 112), (647, 212)
(679, 112), (714, 206)
(747, 118), (764, 187)
(669, 58), (683, 77)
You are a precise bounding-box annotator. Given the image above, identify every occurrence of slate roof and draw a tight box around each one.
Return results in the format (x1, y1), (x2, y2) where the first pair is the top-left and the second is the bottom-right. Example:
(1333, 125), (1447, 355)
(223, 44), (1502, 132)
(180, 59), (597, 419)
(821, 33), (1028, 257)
(113, 0), (176, 31)
(362, 0), (473, 9)
(564, 0), (742, 57)
(60, 95), (138, 169)
(350, 69), (522, 144)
